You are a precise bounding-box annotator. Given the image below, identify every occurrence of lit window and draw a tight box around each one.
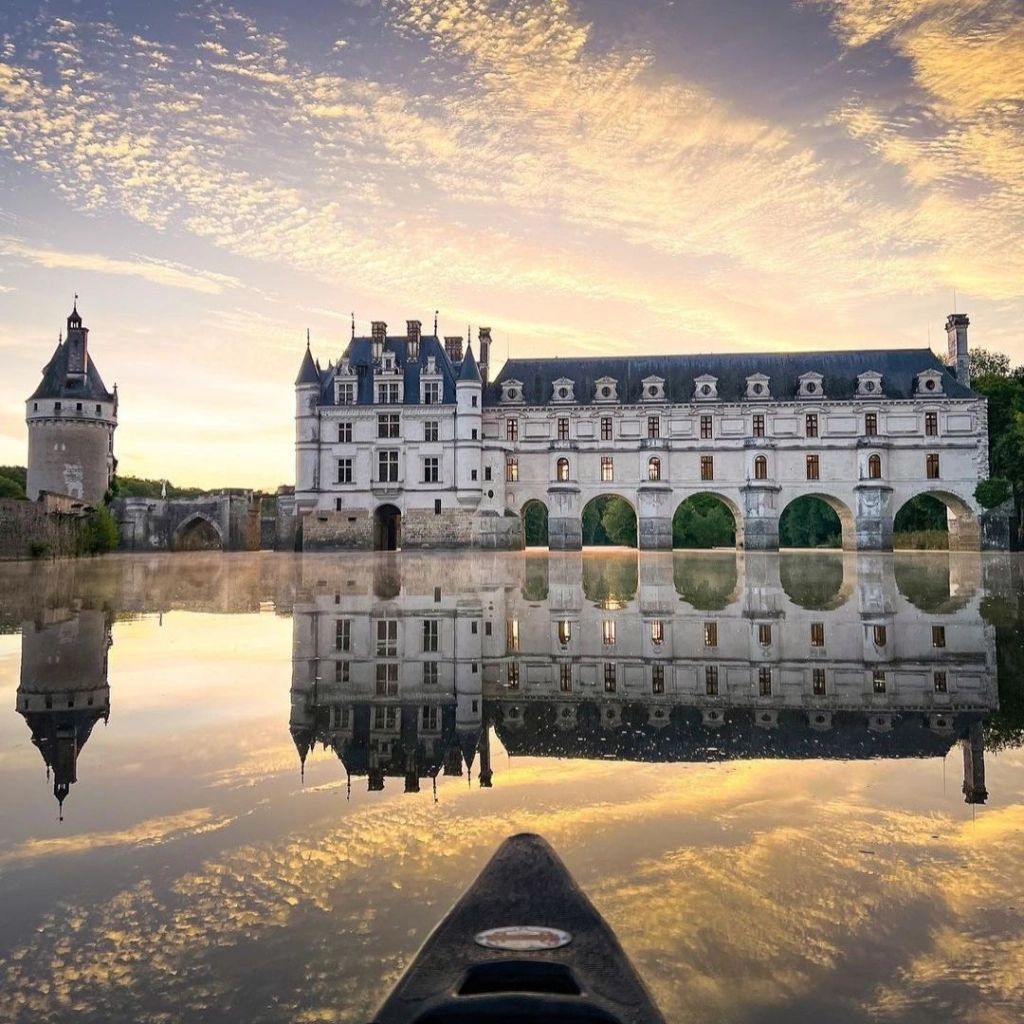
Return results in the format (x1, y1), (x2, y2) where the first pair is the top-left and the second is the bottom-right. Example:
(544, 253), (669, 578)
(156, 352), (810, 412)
(926, 453), (940, 479)
(506, 458), (518, 482)
(700, 455), (714, 481)
(810, 622), (824, 647)
(600, 457), (613, 482)
(557, 620), (572, 645)
(868, 454), (881, 479)
(506, 619), (520, 651)
(603, 620), (616, 645)
(754, 455), (768, 480)
(560, 663), (572, 692)
(557, 417), (569, 441)
(506, 418), (519, 442)
(703, 621), (718, 647)
(648, 457), (662, 482)
(865, 413), (877, 437)
(758, 623), (772, 646)
(806, 454), (820, 480)
(556, 457), (570, 482)
(805, 414), (818, 438)
(651, 620), (664, 646)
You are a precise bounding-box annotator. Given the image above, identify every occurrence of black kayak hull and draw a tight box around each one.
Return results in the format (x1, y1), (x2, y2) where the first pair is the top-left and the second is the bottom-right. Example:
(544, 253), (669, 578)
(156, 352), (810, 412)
(371, 832), (666, 1024)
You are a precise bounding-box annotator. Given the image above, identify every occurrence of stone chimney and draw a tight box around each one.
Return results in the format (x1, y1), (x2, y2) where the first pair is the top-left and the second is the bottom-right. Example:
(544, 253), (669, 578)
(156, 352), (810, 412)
(478, 326), (491, 385)
(946, 313), (970, 387)
(406, 320), (421, 363)
(371, 321), (387, 363)
(444, 335), (463, 363)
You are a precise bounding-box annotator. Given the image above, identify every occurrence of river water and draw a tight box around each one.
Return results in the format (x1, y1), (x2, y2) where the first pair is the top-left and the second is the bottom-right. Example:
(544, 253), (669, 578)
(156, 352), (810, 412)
(0, 550), (1022, 1023)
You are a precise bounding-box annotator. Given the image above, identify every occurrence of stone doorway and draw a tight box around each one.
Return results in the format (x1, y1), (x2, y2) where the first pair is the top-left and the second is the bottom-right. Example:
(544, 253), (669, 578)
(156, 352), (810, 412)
(374, 504), (402, 551)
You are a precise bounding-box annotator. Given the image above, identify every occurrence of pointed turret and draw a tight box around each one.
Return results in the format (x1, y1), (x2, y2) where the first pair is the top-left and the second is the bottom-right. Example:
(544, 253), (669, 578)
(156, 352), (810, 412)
(458, 343), (481, 382)
(294, 343), (320, 386)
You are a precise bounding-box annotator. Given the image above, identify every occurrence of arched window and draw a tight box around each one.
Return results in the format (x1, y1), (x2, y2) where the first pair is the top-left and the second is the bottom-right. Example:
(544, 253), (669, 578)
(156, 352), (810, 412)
(754, 455), (768, 480)
(868, 454), (882, 479)
(648, 457), (661, 482)
(557, 620), (572, 645)
(556, 457), (570, 482)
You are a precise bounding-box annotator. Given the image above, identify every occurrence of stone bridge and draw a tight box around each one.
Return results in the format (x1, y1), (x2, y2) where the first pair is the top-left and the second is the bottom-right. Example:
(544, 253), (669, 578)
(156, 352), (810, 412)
(113, 492), (262, 551)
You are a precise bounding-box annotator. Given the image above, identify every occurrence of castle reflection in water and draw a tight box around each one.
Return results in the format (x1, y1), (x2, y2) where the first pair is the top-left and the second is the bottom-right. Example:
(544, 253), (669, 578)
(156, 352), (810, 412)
(12, 551), (1004, 812)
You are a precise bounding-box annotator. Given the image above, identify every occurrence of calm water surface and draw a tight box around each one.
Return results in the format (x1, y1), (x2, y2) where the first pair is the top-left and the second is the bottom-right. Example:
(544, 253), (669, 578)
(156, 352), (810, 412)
(1, 550), (1022, 1023)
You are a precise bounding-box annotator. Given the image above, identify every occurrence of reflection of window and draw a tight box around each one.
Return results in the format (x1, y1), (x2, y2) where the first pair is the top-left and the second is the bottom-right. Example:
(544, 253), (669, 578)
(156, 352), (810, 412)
(374, 706), (397, 730)
(648, 457), (661, 481)
(600, 457), (613, 482)
(754, 455), (767, 480)
(704, 621), (718, 647)
(925, 412), (938, 436)
(422, 619), (439, 652)
(335, 661), (350, 684)
(806, 454), (819, 480)
(873, 624), (887, 646)
(647, 416), (660, 439)
(812, 668), (826, 695)
(422, 705), (440, 731)
(810, 622), (825, 647)
(873, 669), (886, 693)
(557, 417), (569, 441)
(651, 620), (664, 646)
(560, 662), (572, 692)
(700, 415), (713, 440)
(557, 457), (570, 482)
(865, 413), (877, 437)
(932, 625), (946, 648)
(603, 620), (616, 645)
(758, 667), (772, 696)
(705, 665), (719, 695)
(375, 662), (399, 696)
(805, 414), (818, 438)
(933, 671), (947, 693)
(506, 619), (520, 651)
(700, 455), (714, 481)
(752, 414), (765, 438)
(506, 458), (518, 482)
(557, 620), (572, 645)
(652, 664), (665, 694)
(604, 663), (617, 692)
(758, 623), (772, 646)
(508, 662), (520, 689)
(926, 453), (940, 479)
(601, 417), (613, 441)
(336, 619), (351, 651)
(377, 619), (398, 656)
(423, 661), (438, 685)
(868, 454), (882, 479)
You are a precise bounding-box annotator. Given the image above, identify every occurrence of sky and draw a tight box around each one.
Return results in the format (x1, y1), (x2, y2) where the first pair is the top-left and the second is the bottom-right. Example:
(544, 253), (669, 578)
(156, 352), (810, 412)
(1, 0), (1022, 490)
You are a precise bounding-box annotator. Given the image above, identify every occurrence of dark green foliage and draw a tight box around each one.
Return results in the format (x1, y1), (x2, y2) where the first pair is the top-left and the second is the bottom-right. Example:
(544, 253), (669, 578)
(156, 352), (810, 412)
(0, 475), (27, 499)
(83, 507), (120, 554)
(115, 475), (208, 499)
(581, 498), (608, 545)
(975, 477), (1011, 509)
(29, 540), (51, 558)
(0, 466), (27, 490)
(672, 495), (735, 548)
(582, 557), (638, 607)
(581, 496), (636, 546)
(779, 497), (841, 548)
(984, 620), (1024, 753)
(673, 554), (739, 610)
(970, 347), (1011, 381)
(894, 495), (947, 532)
(779, 555), (845, 610)
(523, 501), (549, 546)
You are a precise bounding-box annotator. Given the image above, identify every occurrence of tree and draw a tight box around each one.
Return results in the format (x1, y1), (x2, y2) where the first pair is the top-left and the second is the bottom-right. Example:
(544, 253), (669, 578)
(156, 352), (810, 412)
(582, 498), (609, 546)
(523, 502), (548, 546)
(779, 497), (841, 547)
(673, 495), (735, 548)
(84, 507), (120, 553)
(601, 497), (637, 546)
(0, 475), (27, 499)
(976, 478), (1011, 509)
(970, 347), (1011, 381)
(894, 495), (947, 533)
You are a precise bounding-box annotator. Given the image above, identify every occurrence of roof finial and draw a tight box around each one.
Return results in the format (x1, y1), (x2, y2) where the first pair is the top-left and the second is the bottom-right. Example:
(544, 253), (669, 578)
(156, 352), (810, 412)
(351, 312), (355, 340)
(306, 327), (310, 349)
(434, 309), (439, 335)
(73, 292), (78, 312)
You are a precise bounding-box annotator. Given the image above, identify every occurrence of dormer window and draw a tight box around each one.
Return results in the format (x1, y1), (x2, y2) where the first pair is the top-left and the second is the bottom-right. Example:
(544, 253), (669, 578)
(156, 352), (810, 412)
(336, 380), (356, 405)
(746, 373), (771, 400)
(641, 376), (665, 402)
(797, 372), (824, 399)
(551, 377), (575, 404)
(916, 369), (944, 396)
(594, 377), (618, 403)
(694, 375), (719, 401)
(857, 371), (883, 397)
(421, 357), (442, 405)
(501, 379), (525, 404)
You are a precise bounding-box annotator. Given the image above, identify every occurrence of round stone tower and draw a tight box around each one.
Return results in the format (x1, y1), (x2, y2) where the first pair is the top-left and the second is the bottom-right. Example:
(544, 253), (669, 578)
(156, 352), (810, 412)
(26, 303), (118, 503)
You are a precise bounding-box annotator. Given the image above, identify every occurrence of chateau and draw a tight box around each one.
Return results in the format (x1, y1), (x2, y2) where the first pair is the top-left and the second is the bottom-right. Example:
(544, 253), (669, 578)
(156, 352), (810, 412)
(294, 313), (990, 551)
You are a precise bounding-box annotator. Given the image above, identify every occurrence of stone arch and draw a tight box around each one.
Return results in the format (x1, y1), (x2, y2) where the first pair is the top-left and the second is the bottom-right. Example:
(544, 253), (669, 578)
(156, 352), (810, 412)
(373, 503), (402, 551)
(520, 498), (549, 548)
(173, 512), (223, 551)
(581, 493), (637, 548)
(779, 493), (855, 550)
(672, 491), (742, 549)
(894, 490), (980, 552)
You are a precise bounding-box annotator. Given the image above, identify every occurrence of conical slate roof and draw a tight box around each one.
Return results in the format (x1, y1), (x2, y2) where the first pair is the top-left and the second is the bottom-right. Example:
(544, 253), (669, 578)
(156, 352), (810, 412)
(457, 343), (481, 383)
(295, 344), (320, 386)
(28, 340), (114, 402)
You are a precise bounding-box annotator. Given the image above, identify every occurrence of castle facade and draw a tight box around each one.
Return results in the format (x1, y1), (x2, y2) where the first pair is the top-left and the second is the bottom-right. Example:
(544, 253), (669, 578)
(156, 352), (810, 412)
(294, 314), (989, 551)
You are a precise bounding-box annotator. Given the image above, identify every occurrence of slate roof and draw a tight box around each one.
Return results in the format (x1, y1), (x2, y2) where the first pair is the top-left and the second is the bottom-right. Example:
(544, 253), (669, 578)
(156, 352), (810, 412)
(458, 343), (481, 382)
(294, 344), (320, 386)
(29, 340), (115, 402)
(488, 348), (976, 406)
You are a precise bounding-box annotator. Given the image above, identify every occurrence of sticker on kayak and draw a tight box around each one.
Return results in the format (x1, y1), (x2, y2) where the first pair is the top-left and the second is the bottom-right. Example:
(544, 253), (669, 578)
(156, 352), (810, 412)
(474, 925), (572, 951)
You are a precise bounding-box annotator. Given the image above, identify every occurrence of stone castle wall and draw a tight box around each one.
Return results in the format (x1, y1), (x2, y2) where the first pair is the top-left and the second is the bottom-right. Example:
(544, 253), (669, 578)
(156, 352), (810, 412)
(0, 496), (94, 560)
(27, 420), (112, 504)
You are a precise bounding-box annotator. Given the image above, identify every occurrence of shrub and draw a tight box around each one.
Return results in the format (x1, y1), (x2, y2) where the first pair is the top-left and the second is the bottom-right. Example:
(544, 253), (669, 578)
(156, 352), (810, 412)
(0, 475), (27, 499)
(85, 507), (120, 553)
(975, 478), (1011, 509)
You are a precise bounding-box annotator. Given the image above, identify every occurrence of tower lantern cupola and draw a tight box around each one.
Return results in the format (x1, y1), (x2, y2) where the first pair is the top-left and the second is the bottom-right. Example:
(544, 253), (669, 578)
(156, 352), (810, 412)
(65, 300), (89, 377)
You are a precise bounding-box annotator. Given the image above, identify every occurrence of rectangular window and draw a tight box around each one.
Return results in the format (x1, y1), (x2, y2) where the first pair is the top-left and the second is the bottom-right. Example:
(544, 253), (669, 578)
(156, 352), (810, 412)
(424, 420), (439, 442)
(335, 619), (351, 652)
(652, 664), (665, 694)
(507, 619), (520, 651)
(601, 456), (614, 482)
(423, 457), (439, 483)
(485, 621), (492, 636)
(338, 422), (353, 443)
(378, 450), (399, 482)
(601, 417), (613, 441)
(54, 401), (61, 412)
(376, 619), (398, 657)
(560, 663), (572, 692)
(604, 663), (617, 692)
(700, 455), (714, 481)
(806, 414), (819, 438)
(926, 453), (940, 479)
(377, 382), (401, 404)
(434, 499), (442, 515)
(603, 619), (616, 645)
(934, 671), (947, 693)
(810, 622), (825, 647)
(704, 621), (718, 647)
(373, 706), (397, 730)
(700, 415), (713, 440)
(651, 620), (664, 646)
(557, 417), (569, 441)
(375, 662), (399, 696)
(338, 382), (355, 405)
(337, 458), (353, 484)
(471, 469), (477, 481)
(484, 466), (492, 481)
(758, 623), (772, 647)
(873, 669), (886, 694)
(335, 661), (350, 684)
(423, 661), (439, 686)
(752, 414), (765, 438)
(873, 624), (887, 646)
(758, 667), (772, 696)
(95, 404), (101, 414)
(865, 413), (877, 437)
(506, 418), (519, 442)
(508, 662), (520, 689)
(806, 454), (820, 480)
(434, 586), (442, 602)
(422, 619), (439, 653)
(506, 458), (518, 482)
(422, 705), (439, 731)
(705, 665), (719, 696)
(812, 668), (826, 695)
(335, 497), (343, 511)
(925, 412), (938, 436)
(932, 625), (946, 648)
(647, 416), (660, 439)
(378, 413), (400, 438)
(423, 381), (441, 405)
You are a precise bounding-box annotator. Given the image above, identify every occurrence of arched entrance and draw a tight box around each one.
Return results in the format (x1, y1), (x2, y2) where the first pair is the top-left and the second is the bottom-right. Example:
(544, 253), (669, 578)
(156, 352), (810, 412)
(521, 499), (549, 547)
(779, 494), (853, 550)
(581, 495), (637, 548)
(373, 504), (402, 551)
(894, 491), (980, 551)
(672, 493), (739, 549)
(173, 513), (223, 551)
